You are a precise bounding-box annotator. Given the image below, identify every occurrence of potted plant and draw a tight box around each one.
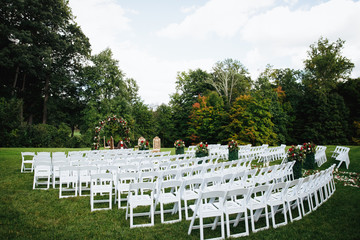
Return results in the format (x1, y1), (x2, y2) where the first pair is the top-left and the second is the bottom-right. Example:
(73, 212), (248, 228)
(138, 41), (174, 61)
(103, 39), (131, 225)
(228, 140), (239, 161)
(174, 139), (185, 155)
(195, 142), (209, 158)
(139, 140), (149, 150)
(303, 142), (316, 169)
(287, 145), (305, 179)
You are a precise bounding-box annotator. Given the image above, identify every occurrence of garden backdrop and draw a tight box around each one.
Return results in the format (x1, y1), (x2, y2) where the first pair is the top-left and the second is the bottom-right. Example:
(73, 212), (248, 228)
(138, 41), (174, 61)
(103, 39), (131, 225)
(1, 0), (359, 148)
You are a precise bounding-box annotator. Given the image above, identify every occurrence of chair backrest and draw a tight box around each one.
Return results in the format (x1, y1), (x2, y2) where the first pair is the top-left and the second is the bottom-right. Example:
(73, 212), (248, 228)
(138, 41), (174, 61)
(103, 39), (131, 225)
(129, 182), (155, 196)
(161, 169), (180, 181)
(59, 166), (78, 178)
(201, 176), (222, 191)
(117, 172), (138, 190)
(22, 152), (35, 160)
(139, 171), (159, 183)
(79, 166), (98, 179)
(226, 187), (250, 203)
(159, 179), (182, 194)
(91, 173), (113, 191)
(250, 184), (271, 203)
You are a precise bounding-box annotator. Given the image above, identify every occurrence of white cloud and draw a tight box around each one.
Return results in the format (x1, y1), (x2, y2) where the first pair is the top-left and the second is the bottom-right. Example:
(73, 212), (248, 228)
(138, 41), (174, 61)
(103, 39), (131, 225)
(241, 0), (360, 77)
(180, 5), (198, 14)
(110, 41), (214, 105)
(158, 0), (274, 40)
(69, 0), (132, 54)
(69, 0), (360, 105)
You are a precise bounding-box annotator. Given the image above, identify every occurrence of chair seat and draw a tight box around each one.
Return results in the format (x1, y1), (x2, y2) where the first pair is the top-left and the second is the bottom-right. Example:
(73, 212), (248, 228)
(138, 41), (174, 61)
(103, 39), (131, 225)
(182, 190), (199, 200)
(130, 195), (152, 207)
(157, 193), (178, 204)
(189, 203), (222, 218)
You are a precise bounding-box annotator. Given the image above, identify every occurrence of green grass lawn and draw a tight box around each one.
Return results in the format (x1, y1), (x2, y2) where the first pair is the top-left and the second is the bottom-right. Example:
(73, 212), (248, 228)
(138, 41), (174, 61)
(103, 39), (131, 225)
(0, 146), (359, 240)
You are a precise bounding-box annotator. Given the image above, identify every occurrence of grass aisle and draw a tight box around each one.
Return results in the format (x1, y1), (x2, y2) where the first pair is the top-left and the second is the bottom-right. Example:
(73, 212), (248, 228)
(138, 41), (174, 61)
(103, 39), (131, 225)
(0, 147), (359, 240)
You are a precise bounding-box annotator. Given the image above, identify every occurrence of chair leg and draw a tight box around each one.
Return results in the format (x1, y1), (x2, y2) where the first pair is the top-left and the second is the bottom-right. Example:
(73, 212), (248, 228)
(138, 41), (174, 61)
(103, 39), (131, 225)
(199, 216), (204, 240)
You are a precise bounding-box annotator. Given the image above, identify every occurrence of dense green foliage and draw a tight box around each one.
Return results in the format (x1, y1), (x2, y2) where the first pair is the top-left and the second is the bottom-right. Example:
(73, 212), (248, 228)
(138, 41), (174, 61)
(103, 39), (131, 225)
(1, 1), (359, 147)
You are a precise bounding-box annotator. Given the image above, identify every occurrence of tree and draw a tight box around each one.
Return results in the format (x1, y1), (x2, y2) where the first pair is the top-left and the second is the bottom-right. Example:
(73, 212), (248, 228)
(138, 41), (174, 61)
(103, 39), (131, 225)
(303, 37), (354, 94)
(188, 92), (226, 144)
(169, 69), (213, 144)
(226, 94), (277, 146)
(153, 104), (174, 147)
(0, 0), (90, 125)
(207, 59), (252, 107)
(80, 49), (130, 134)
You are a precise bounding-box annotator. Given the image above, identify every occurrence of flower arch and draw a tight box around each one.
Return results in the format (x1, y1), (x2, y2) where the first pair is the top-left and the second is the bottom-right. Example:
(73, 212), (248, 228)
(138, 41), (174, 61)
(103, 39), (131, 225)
(93, 115), (131, 150)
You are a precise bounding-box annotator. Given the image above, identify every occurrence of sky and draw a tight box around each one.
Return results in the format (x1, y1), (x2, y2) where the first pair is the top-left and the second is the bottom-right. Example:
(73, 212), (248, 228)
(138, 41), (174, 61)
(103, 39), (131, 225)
(68, 0), (360, 106)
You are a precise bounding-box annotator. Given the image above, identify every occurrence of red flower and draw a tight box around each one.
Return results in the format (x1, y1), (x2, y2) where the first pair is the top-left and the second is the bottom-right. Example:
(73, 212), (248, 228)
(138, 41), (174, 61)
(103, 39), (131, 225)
(200, 144), (203, 147)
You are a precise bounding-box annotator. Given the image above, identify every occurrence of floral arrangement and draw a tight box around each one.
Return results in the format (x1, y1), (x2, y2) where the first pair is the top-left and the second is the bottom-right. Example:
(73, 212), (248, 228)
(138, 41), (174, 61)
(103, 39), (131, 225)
(228, 140), (239, 152)
(287, 145), (305, 162)
(302, 142), (316, 154)
(139, 140), (149, 150)
(174, 139), (185, 149)
(196, 142), (208, 155)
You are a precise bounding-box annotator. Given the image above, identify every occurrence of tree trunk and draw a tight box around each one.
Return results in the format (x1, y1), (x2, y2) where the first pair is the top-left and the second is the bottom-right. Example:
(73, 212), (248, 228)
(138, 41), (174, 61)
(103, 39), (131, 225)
(12, 65), (20, 96)
(28, 114), (33, 125)
(19, 73), (26, 123)
(42, 75), (50, 124)
(71, 125), (75, 137)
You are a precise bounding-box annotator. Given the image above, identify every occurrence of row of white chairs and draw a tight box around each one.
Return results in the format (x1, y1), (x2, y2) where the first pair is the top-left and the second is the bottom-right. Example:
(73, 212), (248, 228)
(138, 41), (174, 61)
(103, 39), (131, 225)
(21, 150), (175, 173)
(87, 161), (295, 227)
(32, 157), (252, 191)
(187, 164), (336, 240)
(257, 145), (286, 164)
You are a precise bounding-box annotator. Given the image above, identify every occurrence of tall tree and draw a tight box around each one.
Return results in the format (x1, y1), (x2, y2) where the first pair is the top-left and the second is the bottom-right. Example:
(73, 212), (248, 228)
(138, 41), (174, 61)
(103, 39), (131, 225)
(225, 94), (277, 146)
(169, 69), (213, 144)
(207, 59), (252, 107)
(0, 0), (90, 125)
(303, 37), (354, 94)
(188, 92), (226, 144)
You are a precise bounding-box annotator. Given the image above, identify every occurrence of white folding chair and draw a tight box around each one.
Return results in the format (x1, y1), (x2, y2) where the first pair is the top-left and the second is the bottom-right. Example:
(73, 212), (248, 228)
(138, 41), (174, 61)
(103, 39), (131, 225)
(298, 175), (314, 216)
(188, 190), (226, 240)
(116, 172), (138, 209)
(52, 161), (70, 189)
(267, 182), (288, 228)
(284, 179), (303, 222)
(154, 180), (182, 224)
(90, 173), (113, 211)
(126, 182), (155, 228)
(79, 166), (98, 196)
(247, 185), (271, 233)
(59, 166), (78, 198)
(222, 188), (250, 238)
(180, 177), (204, 220)
(32, 162), (52, 190)
(21, 152), (35, 173)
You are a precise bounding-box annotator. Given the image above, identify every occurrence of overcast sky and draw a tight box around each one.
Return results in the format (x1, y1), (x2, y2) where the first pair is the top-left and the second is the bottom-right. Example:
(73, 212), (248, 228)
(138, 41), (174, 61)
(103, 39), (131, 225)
(68, 0), (360, 106)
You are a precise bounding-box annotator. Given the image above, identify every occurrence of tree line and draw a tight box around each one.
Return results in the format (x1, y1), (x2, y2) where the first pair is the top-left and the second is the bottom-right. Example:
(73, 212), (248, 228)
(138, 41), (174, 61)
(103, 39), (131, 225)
(1, 0), (359, 148)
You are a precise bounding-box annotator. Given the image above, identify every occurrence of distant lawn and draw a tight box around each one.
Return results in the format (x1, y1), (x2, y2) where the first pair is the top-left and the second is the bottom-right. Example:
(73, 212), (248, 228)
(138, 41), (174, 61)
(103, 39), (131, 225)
(0, 146), (359, 239)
